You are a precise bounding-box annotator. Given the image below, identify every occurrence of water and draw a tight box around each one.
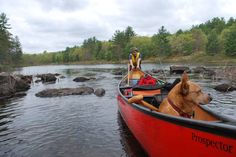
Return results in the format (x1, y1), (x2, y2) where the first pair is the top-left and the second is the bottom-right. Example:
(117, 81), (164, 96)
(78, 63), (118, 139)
(0, 64), (236, 157)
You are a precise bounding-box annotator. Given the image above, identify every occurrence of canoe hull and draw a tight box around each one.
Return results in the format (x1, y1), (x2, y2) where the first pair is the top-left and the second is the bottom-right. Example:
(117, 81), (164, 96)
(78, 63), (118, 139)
(117, 94), (236, 157)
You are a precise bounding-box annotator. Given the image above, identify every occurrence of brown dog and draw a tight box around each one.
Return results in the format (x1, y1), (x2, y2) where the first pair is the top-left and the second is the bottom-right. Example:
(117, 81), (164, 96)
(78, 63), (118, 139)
(159, 72), (212, 118)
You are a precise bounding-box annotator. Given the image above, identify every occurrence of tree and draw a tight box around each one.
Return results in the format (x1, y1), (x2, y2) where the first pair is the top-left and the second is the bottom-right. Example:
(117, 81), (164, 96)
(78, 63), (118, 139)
(191, 29), (208, 52)
(170, 33), (194, 55)
(124, 26), (136, 42)
(152, 26), (171, 56)
(206, 30), (221, 55)
(10, 36), (23, 64)
(0, 13), (11, 64)
(224, 24), (236, 56)
(111, 26), (136, 60)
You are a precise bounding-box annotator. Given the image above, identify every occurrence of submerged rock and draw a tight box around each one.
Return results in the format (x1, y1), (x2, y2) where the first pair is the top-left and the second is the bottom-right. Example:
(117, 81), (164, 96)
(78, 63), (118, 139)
(94, 88), (106, 97)
(73, 77), (91, 82)
(35, 86), (94, 97)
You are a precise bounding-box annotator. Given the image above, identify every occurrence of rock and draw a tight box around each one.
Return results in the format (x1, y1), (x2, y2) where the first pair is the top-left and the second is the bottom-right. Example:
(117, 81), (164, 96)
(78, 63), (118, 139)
(35, 79), (42, 83)
(73, 77), (90, 82)
(54, 73), (61, 76)
(17, 74), (33, 84)
(41, 73), (57, 83)
(170, 65), (190, 74)
(192, 66), (206, 73)
(203, 69), (216, 77)
(214, 84), (236, 92)
(35, 86), (94, 97)
(94, 88), (105, 97)
(151, 69), (164, 74)
(14, 76), (30, 92)
(35, 73), (58, 83)
(60, 76), (66, 79)
(112, 68), (126, 75)
(112, 71), (123, 75)
(0, 72), (30, 99)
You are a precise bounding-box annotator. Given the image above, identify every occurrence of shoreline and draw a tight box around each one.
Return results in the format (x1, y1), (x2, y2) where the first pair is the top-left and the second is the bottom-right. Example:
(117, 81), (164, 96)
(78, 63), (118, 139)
(1, 54), (236, 71)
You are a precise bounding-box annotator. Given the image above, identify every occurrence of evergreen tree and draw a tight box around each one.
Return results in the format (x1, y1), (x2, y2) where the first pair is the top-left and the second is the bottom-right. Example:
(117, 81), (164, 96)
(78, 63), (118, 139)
(224, 24), (236, 56)
(10, 36), (23, 64)
(206, 30), (221, 55)
(152, 26), (171, 56)
(0, 13), (11, 64)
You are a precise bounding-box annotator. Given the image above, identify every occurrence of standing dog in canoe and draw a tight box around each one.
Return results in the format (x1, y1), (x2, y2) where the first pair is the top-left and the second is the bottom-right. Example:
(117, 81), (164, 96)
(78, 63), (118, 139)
(159, 72), (212, 118)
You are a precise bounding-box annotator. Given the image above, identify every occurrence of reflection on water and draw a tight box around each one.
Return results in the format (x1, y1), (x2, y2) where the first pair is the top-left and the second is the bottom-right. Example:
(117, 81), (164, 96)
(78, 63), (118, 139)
(0, 64), (236, 156)
(117, 113), (148, 157)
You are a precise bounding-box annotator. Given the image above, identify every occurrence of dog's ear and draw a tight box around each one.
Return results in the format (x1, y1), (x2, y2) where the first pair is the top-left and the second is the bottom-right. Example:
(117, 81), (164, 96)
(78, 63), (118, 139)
(180, 71), (189, 96)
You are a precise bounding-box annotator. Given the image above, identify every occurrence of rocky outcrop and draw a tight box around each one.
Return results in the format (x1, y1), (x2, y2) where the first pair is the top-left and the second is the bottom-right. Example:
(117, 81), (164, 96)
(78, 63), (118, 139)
(192, 66), (216, 78)
(0, 72), (31, 99)
(35, 86), (94, 97)
(170, 65), (190, 74)
(214, 84), (236, 92)
(36, 73), (57, 83)
(94, 88), (106, 97)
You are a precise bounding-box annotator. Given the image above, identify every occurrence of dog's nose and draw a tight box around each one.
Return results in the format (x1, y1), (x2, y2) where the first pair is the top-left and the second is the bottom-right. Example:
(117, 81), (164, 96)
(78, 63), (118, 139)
(208, 93), (213, 101)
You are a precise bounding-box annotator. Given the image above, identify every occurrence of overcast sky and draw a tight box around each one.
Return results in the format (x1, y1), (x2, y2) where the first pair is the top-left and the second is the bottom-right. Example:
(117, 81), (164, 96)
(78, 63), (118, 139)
(1, 0), (236, 53)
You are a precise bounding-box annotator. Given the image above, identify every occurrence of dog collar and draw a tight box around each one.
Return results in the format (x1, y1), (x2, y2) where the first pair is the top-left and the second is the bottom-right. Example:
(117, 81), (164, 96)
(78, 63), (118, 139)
(167, 98), (192, 118)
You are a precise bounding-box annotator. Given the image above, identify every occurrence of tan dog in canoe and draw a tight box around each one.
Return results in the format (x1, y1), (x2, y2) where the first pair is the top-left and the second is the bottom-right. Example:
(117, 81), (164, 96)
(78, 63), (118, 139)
(159, 72), (212, 118)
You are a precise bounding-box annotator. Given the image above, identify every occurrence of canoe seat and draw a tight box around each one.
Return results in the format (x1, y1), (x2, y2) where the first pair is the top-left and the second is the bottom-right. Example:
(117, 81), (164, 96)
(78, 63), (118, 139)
(142, 93), (168, 108)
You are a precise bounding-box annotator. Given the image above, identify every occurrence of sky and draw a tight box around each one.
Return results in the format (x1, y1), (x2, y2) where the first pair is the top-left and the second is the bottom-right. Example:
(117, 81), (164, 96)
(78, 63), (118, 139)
(0, 0), (236, 53)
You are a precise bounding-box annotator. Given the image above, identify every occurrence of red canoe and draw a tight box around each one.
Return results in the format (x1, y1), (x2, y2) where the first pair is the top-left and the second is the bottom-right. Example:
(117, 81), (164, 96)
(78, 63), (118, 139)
(117, 69), (236, 157)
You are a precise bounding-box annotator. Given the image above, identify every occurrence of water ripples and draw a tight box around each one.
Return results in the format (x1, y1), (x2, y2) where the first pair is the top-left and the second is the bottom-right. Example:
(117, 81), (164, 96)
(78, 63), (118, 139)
(1, 64), (235, 157)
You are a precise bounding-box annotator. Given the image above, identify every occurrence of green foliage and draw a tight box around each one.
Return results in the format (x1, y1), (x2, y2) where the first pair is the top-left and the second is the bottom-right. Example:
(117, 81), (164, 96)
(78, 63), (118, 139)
(0, 13), (22, 65)
(206, 30), (221, 55)
(152, 26), (171, 56)
(191, 28), (208, 52)
(197, 17), (226, 35)
(170, 33), (194, 55)
(128, 36), (152, 58)
(224, 24), (236, 56)
(111, 26), (136, 60)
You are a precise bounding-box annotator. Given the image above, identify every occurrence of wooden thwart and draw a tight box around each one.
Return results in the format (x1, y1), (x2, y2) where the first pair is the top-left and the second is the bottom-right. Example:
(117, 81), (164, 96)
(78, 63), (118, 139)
(128, 95), (159, 112)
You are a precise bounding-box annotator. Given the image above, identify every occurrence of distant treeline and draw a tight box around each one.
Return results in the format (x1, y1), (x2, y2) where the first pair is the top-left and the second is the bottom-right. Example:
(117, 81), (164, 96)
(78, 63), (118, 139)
(0, 13), (22, 68)
(1, 12), (236, 66)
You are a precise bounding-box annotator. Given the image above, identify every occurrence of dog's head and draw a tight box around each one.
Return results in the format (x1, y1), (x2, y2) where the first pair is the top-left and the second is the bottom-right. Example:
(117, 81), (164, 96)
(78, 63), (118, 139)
(176, 72), (212, 105)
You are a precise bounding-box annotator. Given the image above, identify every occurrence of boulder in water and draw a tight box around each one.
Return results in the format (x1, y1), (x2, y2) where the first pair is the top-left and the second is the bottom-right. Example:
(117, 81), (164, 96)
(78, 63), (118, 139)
(94, 88), (106, 97)
(35, 86), (94, 97)
(214, 84), (236, 92)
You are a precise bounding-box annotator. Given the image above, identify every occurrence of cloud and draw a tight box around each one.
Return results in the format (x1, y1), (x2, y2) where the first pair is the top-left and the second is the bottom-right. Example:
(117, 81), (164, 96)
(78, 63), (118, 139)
(0, 0), (236, 53)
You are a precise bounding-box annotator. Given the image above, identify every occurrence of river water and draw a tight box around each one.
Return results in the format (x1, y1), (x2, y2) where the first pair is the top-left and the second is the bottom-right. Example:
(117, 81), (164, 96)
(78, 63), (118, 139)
(0, 64), (235, 157)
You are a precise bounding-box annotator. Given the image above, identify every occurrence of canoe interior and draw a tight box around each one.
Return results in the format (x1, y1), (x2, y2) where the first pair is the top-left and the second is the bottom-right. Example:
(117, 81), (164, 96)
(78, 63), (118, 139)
(119, 69), (224, 122)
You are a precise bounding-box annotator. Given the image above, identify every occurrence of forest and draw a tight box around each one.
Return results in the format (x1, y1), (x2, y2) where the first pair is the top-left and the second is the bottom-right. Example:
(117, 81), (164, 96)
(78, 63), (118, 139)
(1, 12), (236, 66)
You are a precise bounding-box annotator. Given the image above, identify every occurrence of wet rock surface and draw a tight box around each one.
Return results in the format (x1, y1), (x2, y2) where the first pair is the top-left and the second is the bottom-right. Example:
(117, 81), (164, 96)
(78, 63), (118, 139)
(35, 86), (94, 97)
(214, 84), (236, 92)
(0, 72), (31, 99)
(73, 76), (96, 82)
(36, 73), (57, 83)
(170, 65), (190, 74)
(94, 88), (106, 97)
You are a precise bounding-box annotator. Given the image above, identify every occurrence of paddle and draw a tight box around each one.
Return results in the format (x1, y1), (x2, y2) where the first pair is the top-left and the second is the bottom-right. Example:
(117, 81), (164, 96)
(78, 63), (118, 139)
(127, 63), (130, 86)
(128, 95), (160, 112)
